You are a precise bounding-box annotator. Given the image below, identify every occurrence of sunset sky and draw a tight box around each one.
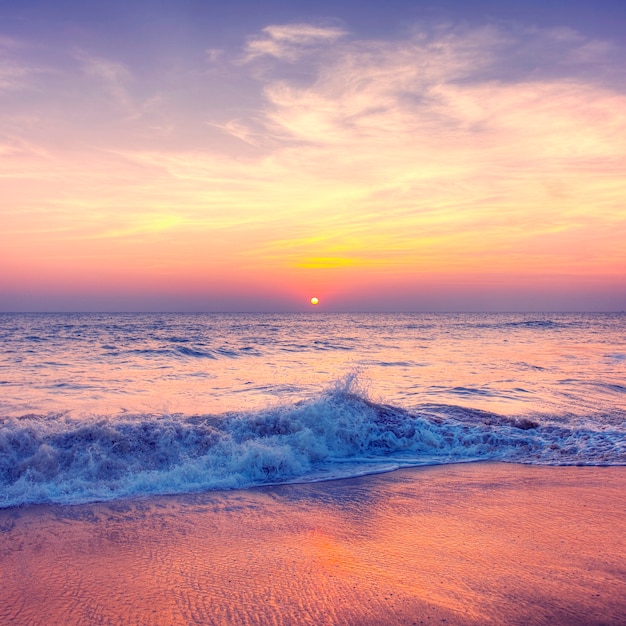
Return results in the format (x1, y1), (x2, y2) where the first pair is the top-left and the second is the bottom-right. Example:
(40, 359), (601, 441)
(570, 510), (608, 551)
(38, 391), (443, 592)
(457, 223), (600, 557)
(1, 0), (625, 312)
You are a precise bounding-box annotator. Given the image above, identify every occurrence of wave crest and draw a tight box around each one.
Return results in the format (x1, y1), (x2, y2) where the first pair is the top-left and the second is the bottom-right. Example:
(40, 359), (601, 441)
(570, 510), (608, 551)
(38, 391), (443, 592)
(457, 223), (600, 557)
(1, 379), (624, 508)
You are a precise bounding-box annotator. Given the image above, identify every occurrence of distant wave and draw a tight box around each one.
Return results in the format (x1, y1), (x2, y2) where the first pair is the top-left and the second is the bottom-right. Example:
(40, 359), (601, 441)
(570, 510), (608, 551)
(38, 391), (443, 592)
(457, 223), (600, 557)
(120, 345), (263, 359)
(1, 376), (624, 508)
(473, 319), (568, 330)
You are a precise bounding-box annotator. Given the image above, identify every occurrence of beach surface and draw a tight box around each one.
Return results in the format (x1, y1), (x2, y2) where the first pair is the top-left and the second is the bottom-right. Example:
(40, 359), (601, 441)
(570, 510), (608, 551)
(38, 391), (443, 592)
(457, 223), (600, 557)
(1, 463), (624, 625)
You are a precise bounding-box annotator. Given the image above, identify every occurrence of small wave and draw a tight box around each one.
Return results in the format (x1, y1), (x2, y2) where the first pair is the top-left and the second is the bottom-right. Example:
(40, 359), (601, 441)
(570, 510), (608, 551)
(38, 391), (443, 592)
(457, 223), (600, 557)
(279, 341), (354, 352)
(515, 362), (547, 371)
(215, 347), (239, 357)
(128, 348), (174, 357)
(449, 386), (492, 397)
(473, 319), (572, 330)
(176, 346), (217, 359)
(505, 320), (559, 328)
(124, 345), (259, 359)
(312, 340), (354, 351)
(51, 383), (97, 390)
(598, 382), (626, 394)
(1, 377), (624, 508)
(376, 361), (416, 367)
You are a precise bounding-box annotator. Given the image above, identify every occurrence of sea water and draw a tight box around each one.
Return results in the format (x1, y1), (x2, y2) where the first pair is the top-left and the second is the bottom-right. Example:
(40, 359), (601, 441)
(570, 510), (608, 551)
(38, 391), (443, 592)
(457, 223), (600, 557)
(0, 312), (624, 507)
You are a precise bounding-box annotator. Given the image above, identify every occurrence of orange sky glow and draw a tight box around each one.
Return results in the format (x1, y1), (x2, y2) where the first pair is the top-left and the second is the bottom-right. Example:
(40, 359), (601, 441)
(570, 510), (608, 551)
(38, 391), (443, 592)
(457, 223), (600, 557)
(1, 3), (625, 311)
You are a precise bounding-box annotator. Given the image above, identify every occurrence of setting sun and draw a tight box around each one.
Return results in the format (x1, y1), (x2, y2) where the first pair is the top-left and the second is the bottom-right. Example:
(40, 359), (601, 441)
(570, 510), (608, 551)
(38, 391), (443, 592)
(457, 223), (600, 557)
(310, 297), (319, 305)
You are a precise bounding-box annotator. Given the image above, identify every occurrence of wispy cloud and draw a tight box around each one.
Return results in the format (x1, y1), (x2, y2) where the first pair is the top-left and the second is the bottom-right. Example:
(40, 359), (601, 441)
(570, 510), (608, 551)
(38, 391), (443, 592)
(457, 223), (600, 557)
(0, 61), (36, 89)
(243, 23), (347, 62)
(206, 119), (263, 147)
(97, 22), (625, 277)
(243, 23), (626, 272)
(75, 51), (135, 110)
(205, 48), (223, 63)
(0, 36), (19, 48)
(0, 37), (45, 90)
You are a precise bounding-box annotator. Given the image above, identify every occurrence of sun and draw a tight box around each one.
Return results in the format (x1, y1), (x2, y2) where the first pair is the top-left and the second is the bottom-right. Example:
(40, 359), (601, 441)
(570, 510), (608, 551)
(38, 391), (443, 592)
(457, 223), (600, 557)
(310, 296), (319, 305)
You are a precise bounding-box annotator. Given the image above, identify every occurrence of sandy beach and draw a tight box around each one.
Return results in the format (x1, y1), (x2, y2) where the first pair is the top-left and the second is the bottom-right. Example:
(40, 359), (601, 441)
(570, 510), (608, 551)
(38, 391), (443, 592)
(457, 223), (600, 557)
(1, 463), (624, 625)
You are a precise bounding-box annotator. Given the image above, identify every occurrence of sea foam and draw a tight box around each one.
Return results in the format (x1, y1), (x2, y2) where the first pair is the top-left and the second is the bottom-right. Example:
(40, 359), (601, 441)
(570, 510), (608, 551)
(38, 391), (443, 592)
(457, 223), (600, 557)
(1, 377), (624, 508)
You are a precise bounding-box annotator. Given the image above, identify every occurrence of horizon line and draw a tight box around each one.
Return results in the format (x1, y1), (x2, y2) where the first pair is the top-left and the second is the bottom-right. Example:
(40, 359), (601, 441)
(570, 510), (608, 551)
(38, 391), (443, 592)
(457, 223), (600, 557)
(1, 310), (624, 315)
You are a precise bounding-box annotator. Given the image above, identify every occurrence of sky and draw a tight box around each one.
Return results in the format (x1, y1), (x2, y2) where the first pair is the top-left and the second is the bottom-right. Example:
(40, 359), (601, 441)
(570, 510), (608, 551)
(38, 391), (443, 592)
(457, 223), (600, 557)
(1, 0), (625, 312)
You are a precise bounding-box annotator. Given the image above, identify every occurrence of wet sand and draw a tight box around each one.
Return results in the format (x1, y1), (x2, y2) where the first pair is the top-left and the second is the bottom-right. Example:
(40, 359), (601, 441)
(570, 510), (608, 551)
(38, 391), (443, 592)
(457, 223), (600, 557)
(1, 463), (625, 625)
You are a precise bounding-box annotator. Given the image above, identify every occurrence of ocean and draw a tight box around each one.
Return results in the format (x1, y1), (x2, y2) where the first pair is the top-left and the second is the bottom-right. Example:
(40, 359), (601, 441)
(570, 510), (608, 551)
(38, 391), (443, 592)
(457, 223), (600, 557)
(1, 312), (625, 508)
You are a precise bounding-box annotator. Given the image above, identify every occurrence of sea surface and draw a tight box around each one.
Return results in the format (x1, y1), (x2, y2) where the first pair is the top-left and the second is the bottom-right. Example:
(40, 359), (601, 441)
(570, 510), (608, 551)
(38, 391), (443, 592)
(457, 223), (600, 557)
(1, 312), (625, 508)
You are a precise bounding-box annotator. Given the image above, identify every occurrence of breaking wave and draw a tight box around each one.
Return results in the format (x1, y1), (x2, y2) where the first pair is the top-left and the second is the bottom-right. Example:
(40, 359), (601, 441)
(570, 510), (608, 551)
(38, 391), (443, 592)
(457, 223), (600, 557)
(1, 377), (624, 508)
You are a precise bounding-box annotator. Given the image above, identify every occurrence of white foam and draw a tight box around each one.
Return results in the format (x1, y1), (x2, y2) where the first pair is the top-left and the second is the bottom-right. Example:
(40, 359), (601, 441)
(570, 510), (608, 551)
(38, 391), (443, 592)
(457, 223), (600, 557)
(1, 378), (625, 508)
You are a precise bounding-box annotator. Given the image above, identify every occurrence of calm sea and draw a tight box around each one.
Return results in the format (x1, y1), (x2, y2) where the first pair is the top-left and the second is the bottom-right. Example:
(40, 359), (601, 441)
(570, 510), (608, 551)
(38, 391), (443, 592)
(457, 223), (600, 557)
(1, 312), (624, 507)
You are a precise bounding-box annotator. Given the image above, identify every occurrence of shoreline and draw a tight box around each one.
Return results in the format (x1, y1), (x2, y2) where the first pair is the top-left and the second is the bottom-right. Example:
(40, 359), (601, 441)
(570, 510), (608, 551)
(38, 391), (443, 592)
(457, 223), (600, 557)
(1, 462), (625, 625)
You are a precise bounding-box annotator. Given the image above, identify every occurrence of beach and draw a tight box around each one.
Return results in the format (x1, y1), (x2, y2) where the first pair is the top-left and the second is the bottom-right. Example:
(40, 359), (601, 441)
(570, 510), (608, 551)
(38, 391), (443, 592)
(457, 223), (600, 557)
(2, 463), (624, 625)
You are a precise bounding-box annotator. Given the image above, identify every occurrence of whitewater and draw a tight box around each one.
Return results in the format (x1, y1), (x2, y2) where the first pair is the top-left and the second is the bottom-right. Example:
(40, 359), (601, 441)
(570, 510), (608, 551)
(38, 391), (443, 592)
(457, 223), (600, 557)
(1, 312), (625, 507)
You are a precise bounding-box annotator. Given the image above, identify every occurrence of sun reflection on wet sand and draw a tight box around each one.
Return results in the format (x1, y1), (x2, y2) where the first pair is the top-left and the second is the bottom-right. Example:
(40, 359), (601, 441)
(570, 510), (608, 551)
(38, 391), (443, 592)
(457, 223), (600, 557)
(1, 463), (625, 625)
